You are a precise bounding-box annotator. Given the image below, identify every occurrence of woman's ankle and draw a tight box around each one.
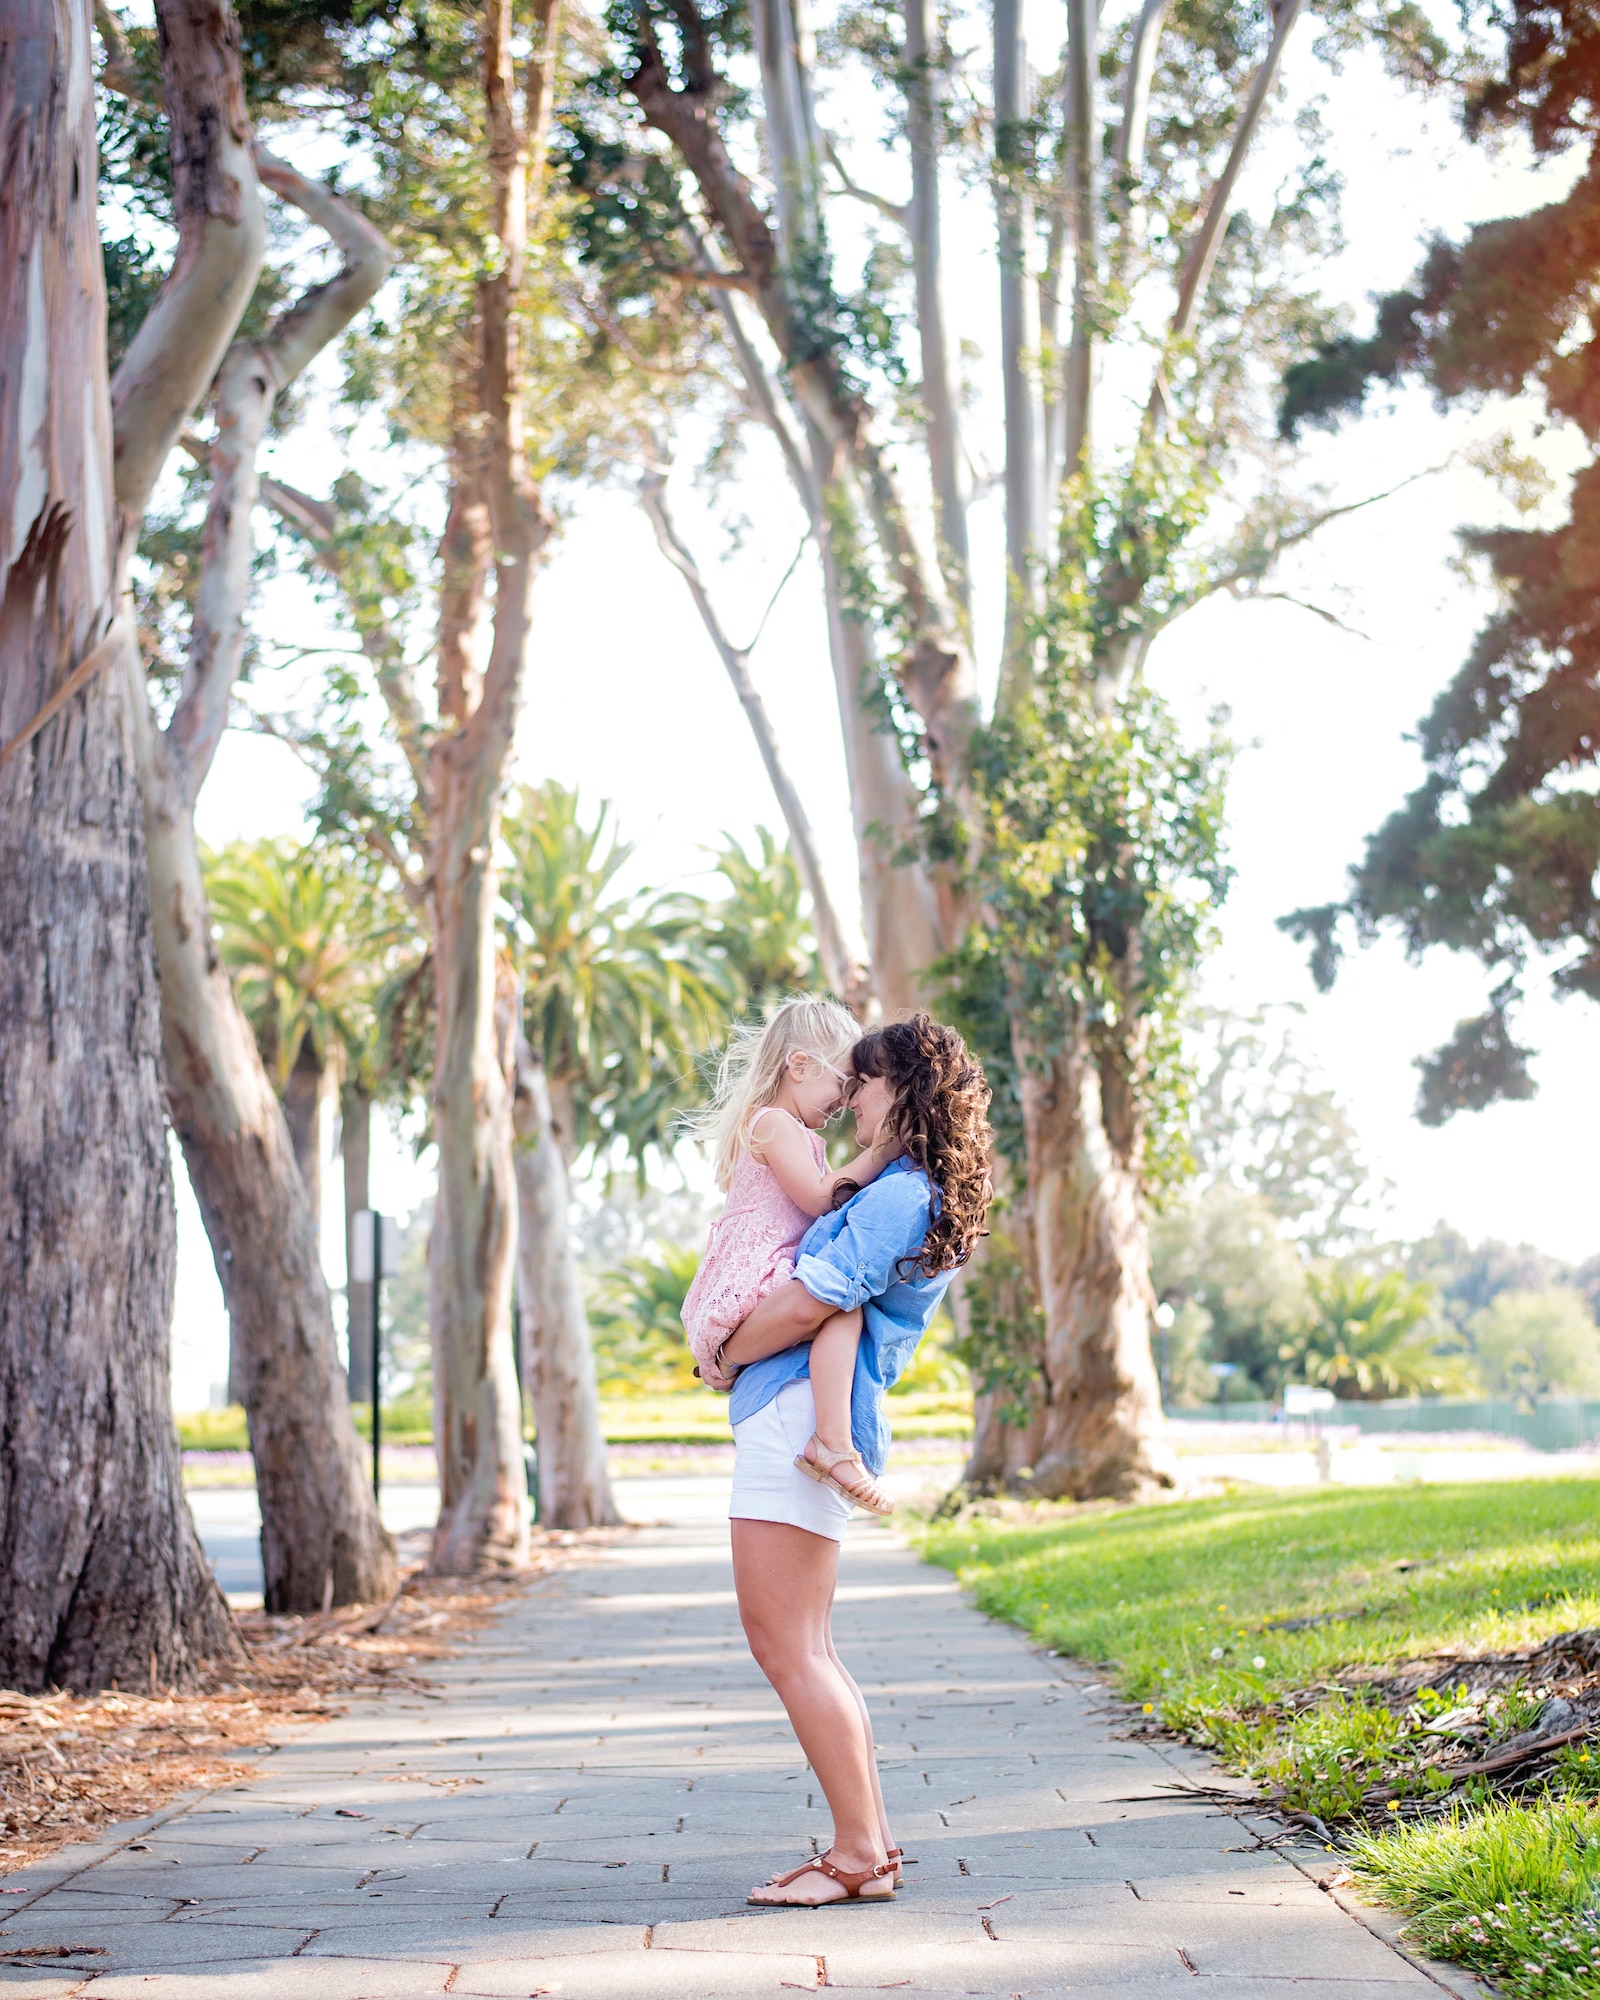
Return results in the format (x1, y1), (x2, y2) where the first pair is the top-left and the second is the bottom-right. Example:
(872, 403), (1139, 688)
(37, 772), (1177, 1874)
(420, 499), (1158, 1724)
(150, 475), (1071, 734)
(812, 1426), (853, 1456)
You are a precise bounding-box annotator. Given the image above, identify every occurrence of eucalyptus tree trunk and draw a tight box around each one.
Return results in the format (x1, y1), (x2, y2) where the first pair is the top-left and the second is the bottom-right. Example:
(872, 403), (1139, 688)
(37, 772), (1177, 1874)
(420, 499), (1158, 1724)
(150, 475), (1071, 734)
(342, 1082), (375, 1400)
(903, 0), (968, 617)
(511, 1030), (620, 1530)
(994, 0), (1039, 699)
(695, 251), (943, 1014)
(125, 131), (397, 1612)
(282, 1036), (332, 1233)
(426, 0), (561, 1575)
(1015, 1020), (1177, 1498)
(0, 0), (236, 1692)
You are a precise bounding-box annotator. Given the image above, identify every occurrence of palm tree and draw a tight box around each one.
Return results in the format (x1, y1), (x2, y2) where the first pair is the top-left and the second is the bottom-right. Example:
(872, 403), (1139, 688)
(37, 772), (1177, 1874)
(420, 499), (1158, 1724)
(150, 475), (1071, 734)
(500, 782), (731, 1167)
(588, 1244), (703, 1394)
(1281, 1269), (1475, 1402)
(700, 829), (822, 1008)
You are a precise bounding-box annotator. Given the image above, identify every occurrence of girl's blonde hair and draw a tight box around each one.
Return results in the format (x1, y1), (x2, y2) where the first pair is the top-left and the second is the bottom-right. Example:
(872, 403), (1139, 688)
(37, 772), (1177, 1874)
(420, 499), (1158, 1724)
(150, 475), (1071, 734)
(697, 996), (860, 1189)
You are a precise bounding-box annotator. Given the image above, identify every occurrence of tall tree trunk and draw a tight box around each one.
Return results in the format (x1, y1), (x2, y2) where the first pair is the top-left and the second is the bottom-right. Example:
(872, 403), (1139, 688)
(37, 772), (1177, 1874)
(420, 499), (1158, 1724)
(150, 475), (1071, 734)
(512, 1029), (620, 1530)
(342, 1082), (374, 1401)
(994, 0), (1039, 703)
(120, 118), (397, 1610)
(1061, 0), (1099, 478)
(282, 1034), (330, 1234)
(903, 0), (968, 618)
(426, 0), (561, 1573)
(1016, 1022), (1177, 1499)
(0, 0), (236, 1691)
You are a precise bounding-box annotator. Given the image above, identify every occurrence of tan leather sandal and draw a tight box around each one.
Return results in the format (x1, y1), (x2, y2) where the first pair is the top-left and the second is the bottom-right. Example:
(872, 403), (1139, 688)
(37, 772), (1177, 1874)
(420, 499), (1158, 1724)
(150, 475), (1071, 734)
(748, 1854), (897, 1905)
(795, 1436), (894, 1515)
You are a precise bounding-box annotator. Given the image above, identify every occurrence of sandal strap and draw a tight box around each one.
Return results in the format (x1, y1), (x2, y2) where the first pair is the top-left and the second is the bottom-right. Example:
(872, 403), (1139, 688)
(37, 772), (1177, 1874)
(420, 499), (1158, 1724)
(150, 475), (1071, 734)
(766, 1855), (895, 1897)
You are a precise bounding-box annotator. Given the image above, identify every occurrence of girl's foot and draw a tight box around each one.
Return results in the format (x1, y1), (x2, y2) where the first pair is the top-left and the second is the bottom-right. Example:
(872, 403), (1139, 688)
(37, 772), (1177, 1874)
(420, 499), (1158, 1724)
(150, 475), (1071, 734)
(748, 1849), (896, 1905)
(795, 1435), (894, 1515)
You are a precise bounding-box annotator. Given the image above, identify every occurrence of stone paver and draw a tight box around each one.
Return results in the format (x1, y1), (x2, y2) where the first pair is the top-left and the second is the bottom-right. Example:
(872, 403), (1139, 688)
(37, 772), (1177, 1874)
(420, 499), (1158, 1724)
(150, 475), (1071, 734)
(0, 1517), (1470, 1996)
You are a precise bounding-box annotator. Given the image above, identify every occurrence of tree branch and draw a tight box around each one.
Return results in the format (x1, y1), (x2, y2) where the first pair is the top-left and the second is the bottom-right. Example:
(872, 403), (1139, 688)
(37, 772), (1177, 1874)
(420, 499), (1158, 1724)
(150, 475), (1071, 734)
(1145, 0), (1307, 429)
(639, 469), (862, 1005)
(823, 134), (909, 227)
(110, 0), (266, 561)
(164, 148), (393, 804)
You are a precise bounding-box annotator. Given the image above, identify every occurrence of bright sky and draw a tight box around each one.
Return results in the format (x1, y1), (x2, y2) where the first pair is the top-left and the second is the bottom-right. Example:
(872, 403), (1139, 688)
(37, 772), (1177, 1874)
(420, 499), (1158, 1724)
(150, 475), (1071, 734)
(170, 12), (1598, 1407)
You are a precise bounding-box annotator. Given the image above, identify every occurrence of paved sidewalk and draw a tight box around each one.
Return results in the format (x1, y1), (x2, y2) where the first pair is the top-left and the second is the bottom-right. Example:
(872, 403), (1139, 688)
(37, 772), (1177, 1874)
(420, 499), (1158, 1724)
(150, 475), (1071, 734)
(0, 1519), (1461, 1997)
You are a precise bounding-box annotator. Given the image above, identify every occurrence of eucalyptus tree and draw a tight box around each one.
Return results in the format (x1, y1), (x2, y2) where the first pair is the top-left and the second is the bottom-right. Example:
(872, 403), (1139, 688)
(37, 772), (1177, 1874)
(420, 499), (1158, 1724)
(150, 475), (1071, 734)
(90, 7), (398, 1608)
(0, 0), (280, 1687)
(583, 0), (1443, 1497)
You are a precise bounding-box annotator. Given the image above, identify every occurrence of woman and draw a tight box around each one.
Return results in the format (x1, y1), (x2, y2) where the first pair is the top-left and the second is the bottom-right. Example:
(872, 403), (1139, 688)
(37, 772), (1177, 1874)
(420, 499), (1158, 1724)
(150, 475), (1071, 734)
(716, 1013), (993, 1907)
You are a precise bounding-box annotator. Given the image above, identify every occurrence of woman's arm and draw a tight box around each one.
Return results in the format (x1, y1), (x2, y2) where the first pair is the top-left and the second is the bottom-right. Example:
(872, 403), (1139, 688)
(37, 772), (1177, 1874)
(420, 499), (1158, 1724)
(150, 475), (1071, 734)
(719, 1278), (835, 1368)
(751, 1109), (897, 1218)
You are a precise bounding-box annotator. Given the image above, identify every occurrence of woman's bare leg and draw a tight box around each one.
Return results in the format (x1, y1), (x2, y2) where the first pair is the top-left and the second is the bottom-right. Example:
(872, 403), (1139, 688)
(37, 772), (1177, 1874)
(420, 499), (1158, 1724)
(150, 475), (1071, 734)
(805, 1308), (862, 1454)
(732, 1518), (890, 1903)
(826, 1632), (894, 1861)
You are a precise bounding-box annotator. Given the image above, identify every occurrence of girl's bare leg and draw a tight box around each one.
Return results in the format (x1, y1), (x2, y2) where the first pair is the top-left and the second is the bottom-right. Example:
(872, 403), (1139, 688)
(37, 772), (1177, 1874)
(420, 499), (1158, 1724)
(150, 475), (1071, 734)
(732, 1519), (891, 1904)
(806, 1307), (862, 1453)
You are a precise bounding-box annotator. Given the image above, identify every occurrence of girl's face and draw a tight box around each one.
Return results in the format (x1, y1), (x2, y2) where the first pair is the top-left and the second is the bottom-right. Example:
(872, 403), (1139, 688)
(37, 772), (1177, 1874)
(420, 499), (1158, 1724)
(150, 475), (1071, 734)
(784, 1051), (847, 1128)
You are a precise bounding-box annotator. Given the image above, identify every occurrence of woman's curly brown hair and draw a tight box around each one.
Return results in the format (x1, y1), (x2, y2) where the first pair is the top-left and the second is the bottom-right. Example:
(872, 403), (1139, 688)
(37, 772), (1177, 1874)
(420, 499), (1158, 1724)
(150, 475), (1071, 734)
(849, 1013), (993, 1277)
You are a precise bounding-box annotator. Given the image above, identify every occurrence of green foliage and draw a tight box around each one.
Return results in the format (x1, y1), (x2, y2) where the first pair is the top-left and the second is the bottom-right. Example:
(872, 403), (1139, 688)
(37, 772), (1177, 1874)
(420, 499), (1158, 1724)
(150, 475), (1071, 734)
(1282, 1267), (1469, 1401)
(204, 838), (413, 1091)
(958, 674), (1231, 1179)
(1350, 1801), (1600, 2000)
(1187, 1007), (1376, 1254)
(947, 1205), (1044, 1425)
(175, 1406), (251, 1453)
(588, 1243), (702, 1393)
(1469, 1288), (1600, 1405)
(700, 830), (821, 1005)
(1276, 8), (1600, 1118)
(501, 781), (731, 1167)
(1150, 1183), (1313, 1401)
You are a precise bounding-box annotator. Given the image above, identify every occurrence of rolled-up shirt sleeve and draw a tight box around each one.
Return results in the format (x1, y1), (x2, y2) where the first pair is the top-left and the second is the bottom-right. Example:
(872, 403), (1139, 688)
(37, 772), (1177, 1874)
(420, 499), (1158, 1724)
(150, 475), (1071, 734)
(793, 1174), (930, 1311)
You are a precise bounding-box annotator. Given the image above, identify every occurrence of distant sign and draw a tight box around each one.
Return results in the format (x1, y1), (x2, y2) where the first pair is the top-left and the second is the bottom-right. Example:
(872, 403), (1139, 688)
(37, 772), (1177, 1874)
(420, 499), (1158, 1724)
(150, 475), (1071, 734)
(350, 1209), (403, 1283)
(1283, 1384), (1337, 1417)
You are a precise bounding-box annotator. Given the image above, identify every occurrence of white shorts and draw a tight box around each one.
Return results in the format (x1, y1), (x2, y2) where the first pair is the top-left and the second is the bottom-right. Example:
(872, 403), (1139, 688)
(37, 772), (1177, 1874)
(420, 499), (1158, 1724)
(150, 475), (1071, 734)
(729, 1379), (855, 1542)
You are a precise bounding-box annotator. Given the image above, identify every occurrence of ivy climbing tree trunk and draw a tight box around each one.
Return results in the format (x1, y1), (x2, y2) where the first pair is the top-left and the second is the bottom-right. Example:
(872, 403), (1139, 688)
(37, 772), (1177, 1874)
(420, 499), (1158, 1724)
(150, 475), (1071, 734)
(0, 0), (236, 1691)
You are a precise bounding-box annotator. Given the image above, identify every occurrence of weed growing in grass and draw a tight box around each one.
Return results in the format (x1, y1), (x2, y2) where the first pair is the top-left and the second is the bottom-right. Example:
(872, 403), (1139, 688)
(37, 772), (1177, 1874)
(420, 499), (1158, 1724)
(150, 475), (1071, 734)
(1350, 1800), (1600, 1998)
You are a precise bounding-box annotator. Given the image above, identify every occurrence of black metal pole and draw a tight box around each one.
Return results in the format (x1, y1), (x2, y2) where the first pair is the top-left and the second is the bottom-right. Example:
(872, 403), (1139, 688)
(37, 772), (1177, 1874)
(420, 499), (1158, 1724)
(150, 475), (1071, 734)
(371, 1211), (383, 1502)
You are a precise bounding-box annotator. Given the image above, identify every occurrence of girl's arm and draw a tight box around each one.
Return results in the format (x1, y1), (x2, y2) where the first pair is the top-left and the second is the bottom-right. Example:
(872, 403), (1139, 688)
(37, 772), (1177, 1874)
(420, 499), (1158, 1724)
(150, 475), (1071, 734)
(751, 1108), (898, 1218)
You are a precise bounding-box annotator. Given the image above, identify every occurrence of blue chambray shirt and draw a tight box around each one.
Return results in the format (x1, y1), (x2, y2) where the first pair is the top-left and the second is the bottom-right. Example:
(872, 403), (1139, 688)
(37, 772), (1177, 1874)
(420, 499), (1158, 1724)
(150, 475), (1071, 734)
(725, 1157), (952, 1475)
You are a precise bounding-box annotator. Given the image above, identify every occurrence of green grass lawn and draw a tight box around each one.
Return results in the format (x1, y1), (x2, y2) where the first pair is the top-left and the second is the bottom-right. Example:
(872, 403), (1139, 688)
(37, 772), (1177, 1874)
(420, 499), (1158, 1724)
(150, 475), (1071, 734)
(920, 1481), (1600, 1999)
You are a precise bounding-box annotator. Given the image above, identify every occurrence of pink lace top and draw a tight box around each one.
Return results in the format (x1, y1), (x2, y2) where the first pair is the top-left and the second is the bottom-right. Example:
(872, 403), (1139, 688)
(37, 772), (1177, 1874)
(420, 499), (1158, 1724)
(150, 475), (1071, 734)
(680, 1113), (826, 1387)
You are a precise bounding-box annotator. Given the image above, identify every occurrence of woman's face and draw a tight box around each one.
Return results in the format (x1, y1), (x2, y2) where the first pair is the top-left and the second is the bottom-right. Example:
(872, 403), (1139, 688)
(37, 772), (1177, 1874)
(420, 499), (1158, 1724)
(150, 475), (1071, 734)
(849, 1072), (897, 1149)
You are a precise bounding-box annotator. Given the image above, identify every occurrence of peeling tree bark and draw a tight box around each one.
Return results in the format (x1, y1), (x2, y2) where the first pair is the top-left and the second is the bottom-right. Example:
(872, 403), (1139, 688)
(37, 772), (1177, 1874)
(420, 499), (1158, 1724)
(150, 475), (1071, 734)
(121, 122), (397, 1611)
(0, 0), (236, 1691)
(511, 1029), (619, 1530)
(1016, 1023), (1177, 1498)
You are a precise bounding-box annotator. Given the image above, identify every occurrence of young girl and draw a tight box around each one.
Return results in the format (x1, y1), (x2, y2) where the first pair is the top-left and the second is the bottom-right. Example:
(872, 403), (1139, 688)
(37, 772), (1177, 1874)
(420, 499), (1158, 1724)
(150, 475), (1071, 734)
(682, 997), (899, 1514)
